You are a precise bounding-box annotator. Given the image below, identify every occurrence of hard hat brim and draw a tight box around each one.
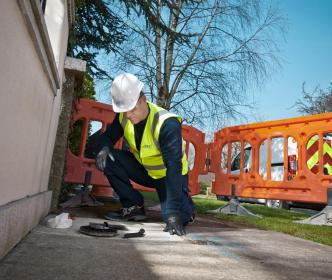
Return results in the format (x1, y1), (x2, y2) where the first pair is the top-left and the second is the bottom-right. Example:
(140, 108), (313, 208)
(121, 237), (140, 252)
(112, 100), (137, 113)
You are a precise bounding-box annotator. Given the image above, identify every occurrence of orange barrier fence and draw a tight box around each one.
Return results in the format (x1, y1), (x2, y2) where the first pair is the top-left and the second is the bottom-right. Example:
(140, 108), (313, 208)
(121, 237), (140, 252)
(209, 112), (332, 204)
(64, 99), (208, 196)
(182, 125), (209, 195)
(64, 99), (119, 198)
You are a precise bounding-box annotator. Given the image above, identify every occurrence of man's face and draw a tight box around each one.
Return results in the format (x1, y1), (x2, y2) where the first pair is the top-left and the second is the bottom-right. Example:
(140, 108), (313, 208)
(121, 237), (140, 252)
(125, 95), (148, 124)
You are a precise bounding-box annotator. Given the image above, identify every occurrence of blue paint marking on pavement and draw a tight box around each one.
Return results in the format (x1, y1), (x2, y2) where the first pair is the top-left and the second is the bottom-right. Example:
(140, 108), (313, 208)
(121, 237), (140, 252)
(206, 243), (237, 258)
(187, 233), (246, 260)
(207, 236), (244, 248)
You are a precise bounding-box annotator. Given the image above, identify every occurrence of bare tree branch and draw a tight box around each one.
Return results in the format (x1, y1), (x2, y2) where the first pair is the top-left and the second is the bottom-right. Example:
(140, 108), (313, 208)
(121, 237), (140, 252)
(105, 0), (286, 131)
(294, 82), (332, 115)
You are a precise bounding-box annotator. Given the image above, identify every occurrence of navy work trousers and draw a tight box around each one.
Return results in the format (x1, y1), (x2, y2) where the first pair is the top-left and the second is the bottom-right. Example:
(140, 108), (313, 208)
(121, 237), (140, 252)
(103, 149), (194, 225)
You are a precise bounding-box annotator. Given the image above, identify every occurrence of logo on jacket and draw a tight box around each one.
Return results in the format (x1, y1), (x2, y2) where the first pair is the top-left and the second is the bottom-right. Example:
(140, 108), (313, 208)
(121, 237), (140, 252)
(141, 144), (152, 149)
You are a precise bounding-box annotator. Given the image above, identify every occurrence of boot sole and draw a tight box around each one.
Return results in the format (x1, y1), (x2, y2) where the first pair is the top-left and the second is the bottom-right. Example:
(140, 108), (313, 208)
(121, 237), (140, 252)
(104, 215), (147, 222)
(127, 215), (147, 221)
(104, 215), (122, 221)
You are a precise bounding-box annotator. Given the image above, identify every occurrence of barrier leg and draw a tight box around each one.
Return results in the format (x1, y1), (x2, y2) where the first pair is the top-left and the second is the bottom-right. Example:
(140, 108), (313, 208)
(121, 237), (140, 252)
(91, 185), (119, 202)
(207, 185), (260, 218)
(296, 189), (332, 226)
(60, 171), (103, 208)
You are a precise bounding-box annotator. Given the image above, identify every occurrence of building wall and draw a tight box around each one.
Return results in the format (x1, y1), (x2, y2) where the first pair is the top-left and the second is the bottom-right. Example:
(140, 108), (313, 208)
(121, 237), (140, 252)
(0, 0), (69, 205)
(41, 0), (70, 199)
(0, 0), (72, 259)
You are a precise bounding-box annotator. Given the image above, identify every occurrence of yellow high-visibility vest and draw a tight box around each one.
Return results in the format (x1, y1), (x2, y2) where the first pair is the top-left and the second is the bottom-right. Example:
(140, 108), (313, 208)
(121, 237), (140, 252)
(119, 102), (189, 179)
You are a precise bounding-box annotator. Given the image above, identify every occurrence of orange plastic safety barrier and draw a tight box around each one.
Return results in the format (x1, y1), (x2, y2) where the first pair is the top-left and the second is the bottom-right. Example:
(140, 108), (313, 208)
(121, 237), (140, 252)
(64, 99), (208, 196)
(209, 112), (332, 204)
(182, 125), (209, 195)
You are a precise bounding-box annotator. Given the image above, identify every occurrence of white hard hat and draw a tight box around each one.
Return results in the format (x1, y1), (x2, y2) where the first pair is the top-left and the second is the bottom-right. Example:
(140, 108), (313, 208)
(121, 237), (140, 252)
(110, 73), (144, 112)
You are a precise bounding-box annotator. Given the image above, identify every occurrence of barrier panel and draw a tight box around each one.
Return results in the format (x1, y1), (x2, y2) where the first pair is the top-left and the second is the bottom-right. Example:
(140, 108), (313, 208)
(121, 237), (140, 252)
(182, 125), (209, 195)
(209, 112), (332, 204)
(64, 99), (207, 196)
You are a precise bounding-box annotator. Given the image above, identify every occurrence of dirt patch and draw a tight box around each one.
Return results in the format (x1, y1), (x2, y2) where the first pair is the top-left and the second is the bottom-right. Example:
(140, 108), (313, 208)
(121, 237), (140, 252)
(192, 214), (249, 229)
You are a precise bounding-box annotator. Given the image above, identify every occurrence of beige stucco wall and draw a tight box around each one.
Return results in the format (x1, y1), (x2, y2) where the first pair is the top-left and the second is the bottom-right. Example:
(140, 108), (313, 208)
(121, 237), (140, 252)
(45, 0), (69, 72)
(0, 0), (69, 206)
(41, 0), (70, 197)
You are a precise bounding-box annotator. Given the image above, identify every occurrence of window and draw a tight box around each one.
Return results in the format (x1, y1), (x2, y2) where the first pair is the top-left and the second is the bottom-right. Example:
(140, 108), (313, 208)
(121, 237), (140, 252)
(231, 152), (241, 171)
(40, 0), (47, 14)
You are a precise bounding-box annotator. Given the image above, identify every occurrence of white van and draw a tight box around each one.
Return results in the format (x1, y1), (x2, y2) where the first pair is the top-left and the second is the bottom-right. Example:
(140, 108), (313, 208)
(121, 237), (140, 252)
(219, 138), (298, 209)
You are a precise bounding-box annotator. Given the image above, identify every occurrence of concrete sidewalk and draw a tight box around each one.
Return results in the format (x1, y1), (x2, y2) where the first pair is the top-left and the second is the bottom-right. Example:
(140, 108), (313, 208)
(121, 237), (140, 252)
(1, 208), (332, 280)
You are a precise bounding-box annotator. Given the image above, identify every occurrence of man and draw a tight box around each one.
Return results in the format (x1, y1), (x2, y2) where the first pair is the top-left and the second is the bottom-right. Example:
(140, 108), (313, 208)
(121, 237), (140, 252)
(95, 73), (194, 236)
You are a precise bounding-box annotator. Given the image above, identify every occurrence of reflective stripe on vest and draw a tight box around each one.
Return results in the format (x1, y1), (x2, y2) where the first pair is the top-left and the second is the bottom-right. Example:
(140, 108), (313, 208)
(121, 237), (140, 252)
(119, 102), (188, 178)
(144, 163), (166, 170)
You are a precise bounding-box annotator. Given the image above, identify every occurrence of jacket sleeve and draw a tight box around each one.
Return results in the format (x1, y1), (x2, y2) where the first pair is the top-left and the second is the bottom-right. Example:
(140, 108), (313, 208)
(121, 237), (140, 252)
(97, 113), (124, 152)
(159, 117), (184, 216)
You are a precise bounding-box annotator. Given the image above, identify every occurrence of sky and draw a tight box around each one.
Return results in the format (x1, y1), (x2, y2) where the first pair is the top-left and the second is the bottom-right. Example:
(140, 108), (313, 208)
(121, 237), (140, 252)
(246, 0), (332, 124)
(95, 0), (332, 129)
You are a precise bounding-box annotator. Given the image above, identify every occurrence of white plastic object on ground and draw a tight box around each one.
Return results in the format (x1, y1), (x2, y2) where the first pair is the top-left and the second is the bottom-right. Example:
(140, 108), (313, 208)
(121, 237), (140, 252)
(47, 213), (73, 229)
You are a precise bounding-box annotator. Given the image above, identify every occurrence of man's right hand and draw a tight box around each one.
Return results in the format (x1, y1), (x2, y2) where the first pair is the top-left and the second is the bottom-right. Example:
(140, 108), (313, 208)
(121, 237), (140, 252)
(96, 146), (113, 171)
(165, 214), (186, 236)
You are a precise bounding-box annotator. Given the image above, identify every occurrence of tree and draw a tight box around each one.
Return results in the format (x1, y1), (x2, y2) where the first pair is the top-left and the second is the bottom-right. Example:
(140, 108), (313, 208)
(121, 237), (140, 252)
(67, 0), (127, 79)
(66, 0), (126, 153)
(295, 83), (332, 115)
(104, 0), (286, 129)
(68, 73), (97, 156)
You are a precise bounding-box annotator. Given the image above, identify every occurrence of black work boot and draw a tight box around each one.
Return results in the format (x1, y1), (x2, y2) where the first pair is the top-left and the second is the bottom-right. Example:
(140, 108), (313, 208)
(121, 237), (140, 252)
(104, 205), (147, 221)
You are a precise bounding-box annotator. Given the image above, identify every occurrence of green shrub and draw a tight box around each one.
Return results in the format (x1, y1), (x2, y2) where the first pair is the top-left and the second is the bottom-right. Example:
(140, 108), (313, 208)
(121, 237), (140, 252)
(199, 181), (211, 195)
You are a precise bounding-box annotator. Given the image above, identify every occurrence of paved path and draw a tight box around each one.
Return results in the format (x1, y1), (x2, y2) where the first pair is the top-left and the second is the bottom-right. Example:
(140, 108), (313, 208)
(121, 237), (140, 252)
(1, 209), (332, 280)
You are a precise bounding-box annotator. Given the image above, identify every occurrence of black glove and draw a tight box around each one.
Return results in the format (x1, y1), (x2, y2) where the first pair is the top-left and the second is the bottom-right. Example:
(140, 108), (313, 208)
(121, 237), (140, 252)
(95, 146), (114, 171)
(164, 214), (185, 236)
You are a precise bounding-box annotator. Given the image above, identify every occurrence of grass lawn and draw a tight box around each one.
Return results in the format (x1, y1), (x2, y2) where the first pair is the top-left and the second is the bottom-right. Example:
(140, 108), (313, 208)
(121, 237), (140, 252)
(142, 192), (332, 246)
